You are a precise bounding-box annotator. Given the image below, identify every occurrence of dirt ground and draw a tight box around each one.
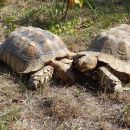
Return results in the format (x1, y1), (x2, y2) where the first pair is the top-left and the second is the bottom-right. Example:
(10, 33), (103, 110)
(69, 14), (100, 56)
(0, 49), (130, 130)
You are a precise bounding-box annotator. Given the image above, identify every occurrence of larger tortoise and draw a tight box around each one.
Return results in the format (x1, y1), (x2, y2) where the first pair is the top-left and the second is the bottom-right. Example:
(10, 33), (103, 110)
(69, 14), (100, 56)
(0, 26), (75, 89)
(74, 24), (130, 92)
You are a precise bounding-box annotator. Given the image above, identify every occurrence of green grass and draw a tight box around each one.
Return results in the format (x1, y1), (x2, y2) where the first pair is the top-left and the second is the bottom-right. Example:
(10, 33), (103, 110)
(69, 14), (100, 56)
(0, 107), (20, 130)
(1, 0), (130, 38)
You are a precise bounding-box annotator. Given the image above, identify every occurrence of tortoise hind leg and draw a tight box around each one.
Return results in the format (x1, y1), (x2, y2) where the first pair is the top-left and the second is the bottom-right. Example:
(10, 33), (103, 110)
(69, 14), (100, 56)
(98, 67), (123, 93)
(28, 65), (54, 90)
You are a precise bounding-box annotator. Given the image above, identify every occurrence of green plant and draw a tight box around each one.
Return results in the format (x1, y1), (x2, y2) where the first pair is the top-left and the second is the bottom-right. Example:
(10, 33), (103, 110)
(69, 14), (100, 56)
(20, 5), (59, 28)
(50, 18), (80, 35)
(3, 16), (17, 36)
(54, 0), (84, 20)
(0, 107), (20, 130)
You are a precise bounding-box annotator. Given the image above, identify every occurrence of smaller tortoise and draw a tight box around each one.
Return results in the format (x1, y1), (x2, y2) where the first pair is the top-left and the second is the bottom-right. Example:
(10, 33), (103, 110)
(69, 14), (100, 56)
(0, 26), (75, 89)
(74, 24), (130, 92)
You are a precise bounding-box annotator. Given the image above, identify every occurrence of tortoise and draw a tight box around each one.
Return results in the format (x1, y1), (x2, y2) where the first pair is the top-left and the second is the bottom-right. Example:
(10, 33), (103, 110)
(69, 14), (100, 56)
(73, 24), (130, 92)
(0, 26), (76, 89)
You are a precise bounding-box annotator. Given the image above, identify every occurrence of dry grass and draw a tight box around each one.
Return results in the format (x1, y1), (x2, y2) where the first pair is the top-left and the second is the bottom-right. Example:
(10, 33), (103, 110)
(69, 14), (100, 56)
(0, 62), (130, 129)
(40, 96), (81, 120)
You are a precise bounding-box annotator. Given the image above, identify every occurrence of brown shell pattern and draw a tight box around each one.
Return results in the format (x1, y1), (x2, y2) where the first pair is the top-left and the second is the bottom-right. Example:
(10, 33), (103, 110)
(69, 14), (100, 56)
(3, 26), (68, 61)
(90, 24), (130, 61)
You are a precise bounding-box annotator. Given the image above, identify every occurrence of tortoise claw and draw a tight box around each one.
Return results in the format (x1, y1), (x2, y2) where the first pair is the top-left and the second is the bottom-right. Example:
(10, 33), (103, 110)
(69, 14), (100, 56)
(28, 78), (39, 90)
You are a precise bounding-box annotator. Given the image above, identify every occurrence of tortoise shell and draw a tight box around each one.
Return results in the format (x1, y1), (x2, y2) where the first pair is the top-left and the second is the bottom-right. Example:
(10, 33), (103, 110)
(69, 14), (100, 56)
(88, 24), (130, 74)
(2, 26), (69, 73)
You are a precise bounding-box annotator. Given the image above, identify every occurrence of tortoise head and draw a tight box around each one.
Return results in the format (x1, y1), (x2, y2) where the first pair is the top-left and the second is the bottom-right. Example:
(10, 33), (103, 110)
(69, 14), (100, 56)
(74, 54), (98, 72)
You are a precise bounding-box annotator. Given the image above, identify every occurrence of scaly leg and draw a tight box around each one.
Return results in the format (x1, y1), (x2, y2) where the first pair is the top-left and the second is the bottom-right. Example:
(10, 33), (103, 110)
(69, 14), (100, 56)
(28, 65), (54, 89)
(98, 67), (123, 93)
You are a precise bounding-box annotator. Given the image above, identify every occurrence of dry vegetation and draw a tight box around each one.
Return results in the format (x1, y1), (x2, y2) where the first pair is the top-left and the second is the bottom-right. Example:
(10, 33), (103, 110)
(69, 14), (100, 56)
(1, 0), (130, 130)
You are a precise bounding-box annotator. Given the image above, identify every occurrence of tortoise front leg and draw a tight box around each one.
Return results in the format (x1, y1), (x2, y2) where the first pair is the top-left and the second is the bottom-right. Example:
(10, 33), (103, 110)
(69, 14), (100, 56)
(28, 65), (54, 90)
(98, 67), (123, 93)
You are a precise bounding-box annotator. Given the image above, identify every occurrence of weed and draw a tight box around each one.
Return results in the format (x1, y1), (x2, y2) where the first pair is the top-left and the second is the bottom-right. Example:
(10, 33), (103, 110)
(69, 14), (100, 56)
(0, 107), (20, 130)
(50, 18), (80, 35)
(3, 16), (17, 36)
(122, 105), (130, 127)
